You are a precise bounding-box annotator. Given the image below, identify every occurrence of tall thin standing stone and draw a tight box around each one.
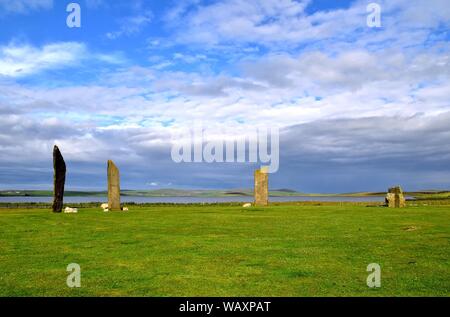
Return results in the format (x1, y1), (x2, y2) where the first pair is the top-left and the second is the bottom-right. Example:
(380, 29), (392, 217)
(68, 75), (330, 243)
(254, 167), (269, 206)
(107, 160), (121, 211)
(52, 145), (66, 213)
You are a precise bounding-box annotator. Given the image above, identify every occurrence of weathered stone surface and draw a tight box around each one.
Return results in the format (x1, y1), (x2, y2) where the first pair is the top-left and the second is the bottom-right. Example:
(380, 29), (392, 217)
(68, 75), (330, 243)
(385, 186), (406, 208)
(107, 160), (121, 211)
(254, 167), (269, 206)
(52, 145), (66, 213)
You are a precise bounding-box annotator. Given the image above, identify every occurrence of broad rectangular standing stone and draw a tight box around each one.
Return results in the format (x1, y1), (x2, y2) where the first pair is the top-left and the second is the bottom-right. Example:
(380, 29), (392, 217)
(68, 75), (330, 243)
(52, 145), (66, 213)
(385, 186), (406, 208)
(254, 167), (269, 206)
(107, 160), (121, 211)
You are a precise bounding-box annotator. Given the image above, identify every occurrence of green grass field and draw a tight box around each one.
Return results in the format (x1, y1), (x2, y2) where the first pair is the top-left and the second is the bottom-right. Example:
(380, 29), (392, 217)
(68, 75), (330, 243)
(0, 204), (449, 296)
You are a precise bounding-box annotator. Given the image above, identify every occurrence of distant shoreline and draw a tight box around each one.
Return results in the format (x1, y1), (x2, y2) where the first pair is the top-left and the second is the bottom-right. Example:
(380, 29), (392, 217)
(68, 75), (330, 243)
(1, 189), (449, 199)
(0, 189), (385, 198)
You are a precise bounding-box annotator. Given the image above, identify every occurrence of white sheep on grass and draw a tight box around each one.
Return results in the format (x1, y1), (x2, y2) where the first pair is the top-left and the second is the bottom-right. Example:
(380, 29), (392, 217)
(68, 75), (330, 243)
(64, 207), (78, 213)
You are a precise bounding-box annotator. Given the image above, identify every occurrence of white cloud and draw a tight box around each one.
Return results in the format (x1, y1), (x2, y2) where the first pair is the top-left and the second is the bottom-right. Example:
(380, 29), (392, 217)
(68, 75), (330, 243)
(0, 42), (86, 77)
(106, 11), (153, 39)
(0, 42), (127, 77)
(0, 0), (52, 14)
(2, 45), (448, 133)
(171, 0), (316, 46)
(166, 0), (450, 52)
(173, 52), (208, 64)
(1, 45), (447, 119)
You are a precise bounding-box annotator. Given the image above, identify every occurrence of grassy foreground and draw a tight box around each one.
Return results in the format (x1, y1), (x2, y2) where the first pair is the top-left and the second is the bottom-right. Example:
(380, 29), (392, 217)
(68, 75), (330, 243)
(0, 204), (449, 296)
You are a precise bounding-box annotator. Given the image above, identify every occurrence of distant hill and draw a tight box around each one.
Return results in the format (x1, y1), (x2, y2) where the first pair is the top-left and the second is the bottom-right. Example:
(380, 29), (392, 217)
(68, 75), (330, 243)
(0, 188), (303, 197)
(273, 188), (298, 193)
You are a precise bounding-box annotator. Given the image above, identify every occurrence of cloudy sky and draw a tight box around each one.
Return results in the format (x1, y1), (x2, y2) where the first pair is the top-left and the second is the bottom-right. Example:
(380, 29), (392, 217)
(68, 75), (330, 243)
(0, 0), (449, 192)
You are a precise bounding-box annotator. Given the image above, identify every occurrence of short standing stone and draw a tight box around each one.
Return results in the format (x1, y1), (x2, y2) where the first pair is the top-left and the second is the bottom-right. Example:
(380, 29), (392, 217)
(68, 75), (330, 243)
(385, 186), (406, 208)
(107, 160), (121, 211)
(52, 145), (66, 213)
(254, 167), (269, 206)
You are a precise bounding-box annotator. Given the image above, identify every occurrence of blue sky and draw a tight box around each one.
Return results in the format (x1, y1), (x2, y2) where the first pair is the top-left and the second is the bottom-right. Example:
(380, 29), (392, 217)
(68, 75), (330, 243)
(0, 0), (449, 192)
